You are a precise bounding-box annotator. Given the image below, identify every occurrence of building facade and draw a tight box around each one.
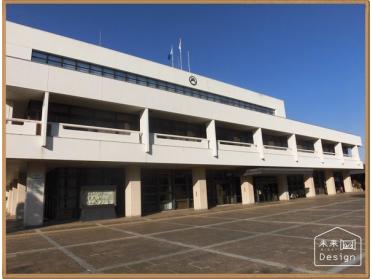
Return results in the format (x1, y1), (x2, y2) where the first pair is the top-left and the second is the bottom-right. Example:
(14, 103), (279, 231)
(5, 21), (363, 226)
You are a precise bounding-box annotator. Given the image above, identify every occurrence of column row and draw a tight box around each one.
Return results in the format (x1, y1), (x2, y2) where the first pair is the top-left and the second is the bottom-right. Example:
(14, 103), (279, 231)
(14, 164), (357, 227)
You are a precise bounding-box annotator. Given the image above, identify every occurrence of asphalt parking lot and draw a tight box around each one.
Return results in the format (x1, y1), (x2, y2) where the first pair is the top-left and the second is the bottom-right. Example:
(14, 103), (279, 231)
(6, 192), (366, 274)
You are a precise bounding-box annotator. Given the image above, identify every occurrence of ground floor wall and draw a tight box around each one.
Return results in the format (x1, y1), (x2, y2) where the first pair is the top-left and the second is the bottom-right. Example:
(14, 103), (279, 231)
(5, 160), (364, 227)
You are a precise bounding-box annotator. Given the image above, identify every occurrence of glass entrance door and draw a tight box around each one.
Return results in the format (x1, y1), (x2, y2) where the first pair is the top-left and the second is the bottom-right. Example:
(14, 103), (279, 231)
(254, 176), (279, 203)
(141, 169), (193, 214)
(207, 171), (241, 207)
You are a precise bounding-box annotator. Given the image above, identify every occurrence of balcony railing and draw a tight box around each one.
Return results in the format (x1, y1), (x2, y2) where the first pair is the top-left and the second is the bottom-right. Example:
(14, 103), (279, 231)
(153, 133), (209, 149)
(323, 151), (336, 156)
(6, 118), (41, 136)
(218, 140), (256, 152)
(50, 122), (141, 143)
(263, 145), (289, 151)
(297, 148), (315, 154)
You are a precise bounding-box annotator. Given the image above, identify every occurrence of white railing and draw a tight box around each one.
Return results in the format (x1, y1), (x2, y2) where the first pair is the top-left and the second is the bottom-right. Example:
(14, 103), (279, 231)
(263, 145), (289, 151)
(219, 140), (253, 147)
(218, 140), (256, 152)
(153, 133), (209, 149)
(6, 118), (41, 136)
(297, 148), (315, 153)
(50, 122), (141, 143)
(323, 151), (336, 156)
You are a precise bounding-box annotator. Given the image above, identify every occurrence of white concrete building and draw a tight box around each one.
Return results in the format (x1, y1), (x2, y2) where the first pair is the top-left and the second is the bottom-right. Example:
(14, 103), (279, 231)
(5, 21), (363, 227)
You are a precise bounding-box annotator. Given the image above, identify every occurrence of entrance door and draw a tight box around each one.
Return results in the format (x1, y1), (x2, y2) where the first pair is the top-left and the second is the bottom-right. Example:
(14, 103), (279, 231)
(314, 171), (327, 195)
(254, 176), (279, 203)
(141, 169), (193, 214)
(207, 171), (241, 207)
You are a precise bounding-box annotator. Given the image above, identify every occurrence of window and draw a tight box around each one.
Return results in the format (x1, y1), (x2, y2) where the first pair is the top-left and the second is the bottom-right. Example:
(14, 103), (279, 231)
(137, 76), (147, 86)
(342, 145), (352, 156)
(31, 51), (47, 63)
(47, 55), (62, 67)
(127, 73), (137, 84)
(297, 138), (315, 151)
(103, 68), (114, 78)
(62, 58), (76, 70)
(262, 133), (288, 148)
(114, 71), (125, 80)
(90, 64), (102, 76)
(322, 143), (335, 154)
(77, 61), (89, 73)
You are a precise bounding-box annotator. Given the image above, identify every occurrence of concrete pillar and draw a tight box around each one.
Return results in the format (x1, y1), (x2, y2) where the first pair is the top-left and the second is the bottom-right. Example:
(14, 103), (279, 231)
(15, 182), (27, 220)
(240, 176), (255, 204)
(352, 145), (360, 161)
(7, 188), (14, 215)
(315, 139), (324, 163)
(6, 100), (14, 119)
(24, 163), (46, 227)
(277, 175), (289, 201)
(342, 170), (353, 193)
(41, 92), (49, 147)
(304, 174), (316, 198)
(253, 128), (264, 160)
(125, 166), (142, 217)
(192, 167), (208, 210)
(10, 185), (19, 216)
(5, 190), (9, 213)
(288, 134), (298, 162)
(206, 120), (217, 157)
(324, 169), (336, 195)
(140, 108), (150, 153)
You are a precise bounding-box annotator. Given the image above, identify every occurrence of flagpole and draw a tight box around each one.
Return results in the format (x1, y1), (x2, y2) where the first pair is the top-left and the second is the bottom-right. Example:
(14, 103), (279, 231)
(171, 46), (174, 68)
(187, 50), (191, 73)
(179, 38), (182, 70)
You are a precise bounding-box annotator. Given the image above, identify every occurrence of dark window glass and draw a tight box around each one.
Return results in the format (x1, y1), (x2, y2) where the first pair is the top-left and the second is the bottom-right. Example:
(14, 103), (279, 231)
(262, 133), (288, 148)
(62, 58), (76, 70)
(31, 51), (47, 63)
(167, 83), (176, 92)
(77, 61), (89, 73)
(297, 139), (315, 151)
(137, 76), (147, 86)
(148, 79), (158, 88)
(114, 71), (125, 80)
(90, 64), (102, 76)
(103, 68), (114, 78)
(47, 55), (62, 67)
(127, 73), (137, 84)
(322, 143), (335, 154)
(157, 81), (167, 90)
(342, 146), (352, 156)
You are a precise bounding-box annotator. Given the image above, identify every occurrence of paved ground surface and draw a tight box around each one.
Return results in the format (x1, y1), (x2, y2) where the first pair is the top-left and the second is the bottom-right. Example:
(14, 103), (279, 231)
(6, 193), (366, 274)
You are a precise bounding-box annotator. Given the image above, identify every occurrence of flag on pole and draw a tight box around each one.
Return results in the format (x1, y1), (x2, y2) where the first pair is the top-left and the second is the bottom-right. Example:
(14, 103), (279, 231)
(168, 46), (174, 67)
(178, 38), (183, 70)
(187, 50), (191, 73)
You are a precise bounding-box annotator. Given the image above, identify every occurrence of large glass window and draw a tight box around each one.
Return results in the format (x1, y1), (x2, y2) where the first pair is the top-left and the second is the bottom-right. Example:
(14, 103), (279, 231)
(287, 175), (306, 198)
(262, 133), (288, 148)
(150, 117), (206, 138)
(322, 142), (335, 154)
(297, 138), (315, 152)
(342, 145), (352, 157)
(216, 127), (253, 143)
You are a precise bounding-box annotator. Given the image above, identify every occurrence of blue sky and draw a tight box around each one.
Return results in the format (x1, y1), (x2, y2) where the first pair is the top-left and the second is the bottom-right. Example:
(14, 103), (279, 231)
(6, 4), (366, 159)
